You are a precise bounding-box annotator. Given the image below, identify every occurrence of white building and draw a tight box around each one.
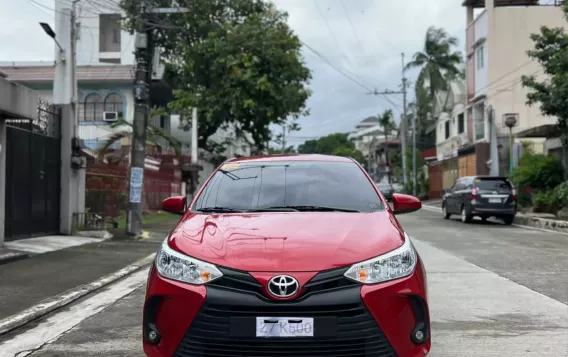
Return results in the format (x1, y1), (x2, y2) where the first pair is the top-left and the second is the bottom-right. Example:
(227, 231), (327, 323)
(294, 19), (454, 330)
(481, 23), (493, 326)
(0, 0), (251, 159)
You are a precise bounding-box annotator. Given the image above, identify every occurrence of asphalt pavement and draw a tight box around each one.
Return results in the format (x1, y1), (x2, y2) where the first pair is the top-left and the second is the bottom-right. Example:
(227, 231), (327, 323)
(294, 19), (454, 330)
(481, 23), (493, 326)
(1, 209), (567, 357)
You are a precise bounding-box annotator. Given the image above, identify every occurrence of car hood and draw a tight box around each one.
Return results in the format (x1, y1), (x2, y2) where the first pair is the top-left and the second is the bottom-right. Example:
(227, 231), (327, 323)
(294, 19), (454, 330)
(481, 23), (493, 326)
(167, 211), (406, 272)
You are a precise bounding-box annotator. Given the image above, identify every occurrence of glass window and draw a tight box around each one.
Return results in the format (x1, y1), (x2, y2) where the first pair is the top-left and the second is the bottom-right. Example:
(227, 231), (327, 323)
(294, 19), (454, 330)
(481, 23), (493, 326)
(474, 177), (512, 192)
(194, 161), (384, 213)
(83, 93), (103, 122)
(476, 46), (484, 69)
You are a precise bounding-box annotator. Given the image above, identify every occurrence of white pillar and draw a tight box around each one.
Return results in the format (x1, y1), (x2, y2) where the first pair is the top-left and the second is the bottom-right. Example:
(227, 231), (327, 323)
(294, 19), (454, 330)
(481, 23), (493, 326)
(0, 119), (6, 246)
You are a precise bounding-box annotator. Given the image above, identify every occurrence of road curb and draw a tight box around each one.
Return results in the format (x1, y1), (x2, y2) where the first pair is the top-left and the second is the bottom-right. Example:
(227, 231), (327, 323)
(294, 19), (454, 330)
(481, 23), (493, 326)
(422, 204), (568, 236)
(0, 253), (156, 337)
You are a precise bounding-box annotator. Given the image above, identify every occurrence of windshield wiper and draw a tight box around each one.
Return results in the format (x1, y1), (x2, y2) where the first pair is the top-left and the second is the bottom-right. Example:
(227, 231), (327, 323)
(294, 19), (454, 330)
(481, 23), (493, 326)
(248, 207), (301, 212)
(275, 205), (360, 213)
(196, 207), (244, 213)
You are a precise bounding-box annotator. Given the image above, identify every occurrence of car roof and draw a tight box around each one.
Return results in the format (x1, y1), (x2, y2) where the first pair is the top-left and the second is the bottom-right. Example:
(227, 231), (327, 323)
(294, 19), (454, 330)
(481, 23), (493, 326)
(226, 154), (354, 164)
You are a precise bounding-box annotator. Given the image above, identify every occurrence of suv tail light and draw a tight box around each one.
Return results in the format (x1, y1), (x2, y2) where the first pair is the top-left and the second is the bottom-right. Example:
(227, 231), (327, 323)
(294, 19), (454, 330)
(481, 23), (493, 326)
(512, 187), (517, 201)
(471, 186), (477, 200)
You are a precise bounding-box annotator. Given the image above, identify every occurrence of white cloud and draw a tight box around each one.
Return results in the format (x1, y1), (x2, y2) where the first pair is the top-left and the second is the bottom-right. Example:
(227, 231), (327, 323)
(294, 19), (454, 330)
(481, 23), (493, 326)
(0, 0), (467, 146)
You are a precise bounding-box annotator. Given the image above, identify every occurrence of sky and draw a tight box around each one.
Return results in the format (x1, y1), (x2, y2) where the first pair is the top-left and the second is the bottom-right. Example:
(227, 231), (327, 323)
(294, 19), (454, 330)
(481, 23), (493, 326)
(0, 0), (468, 148)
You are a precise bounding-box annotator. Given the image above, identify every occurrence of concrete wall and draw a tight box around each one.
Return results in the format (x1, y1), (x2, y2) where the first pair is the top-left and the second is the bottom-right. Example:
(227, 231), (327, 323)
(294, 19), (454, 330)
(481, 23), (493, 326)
(474, 11), (489, 97)
(76, 1), (136, 65)
(487, 6), (565, 135)
(0, 76), (39, 119)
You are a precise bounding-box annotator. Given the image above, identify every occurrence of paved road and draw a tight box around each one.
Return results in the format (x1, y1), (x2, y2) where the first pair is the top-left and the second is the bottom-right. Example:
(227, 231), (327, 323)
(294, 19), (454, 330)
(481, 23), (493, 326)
(1, 209), (567, 357)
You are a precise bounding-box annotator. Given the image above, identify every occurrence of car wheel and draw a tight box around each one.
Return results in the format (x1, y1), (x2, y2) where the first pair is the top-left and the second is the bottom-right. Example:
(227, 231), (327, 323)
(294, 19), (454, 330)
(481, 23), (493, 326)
(503, 215), (515, 225)
(461, 206), (472, 223)
(442, 203), (450, 219)
(481, 216), (488, 222)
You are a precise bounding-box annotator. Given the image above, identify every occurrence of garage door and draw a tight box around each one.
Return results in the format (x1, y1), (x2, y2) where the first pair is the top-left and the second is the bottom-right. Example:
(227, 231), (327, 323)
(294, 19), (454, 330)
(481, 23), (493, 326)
(458, 154), (477, 177)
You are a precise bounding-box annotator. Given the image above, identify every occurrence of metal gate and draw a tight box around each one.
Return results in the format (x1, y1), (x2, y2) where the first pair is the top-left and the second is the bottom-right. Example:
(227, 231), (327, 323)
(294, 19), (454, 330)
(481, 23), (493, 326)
(4, 101), (61, 240)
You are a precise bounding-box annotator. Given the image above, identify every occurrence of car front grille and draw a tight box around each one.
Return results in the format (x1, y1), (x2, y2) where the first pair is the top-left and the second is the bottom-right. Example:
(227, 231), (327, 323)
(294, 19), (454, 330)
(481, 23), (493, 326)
(208, 266), (359, 299)
(172, 287), (399, 357)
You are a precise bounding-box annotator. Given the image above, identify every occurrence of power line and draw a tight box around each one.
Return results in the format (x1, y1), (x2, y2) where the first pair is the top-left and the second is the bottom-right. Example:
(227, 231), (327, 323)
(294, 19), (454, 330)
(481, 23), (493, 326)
(340, 0), (367, 56)
(300, 40), (373, 92)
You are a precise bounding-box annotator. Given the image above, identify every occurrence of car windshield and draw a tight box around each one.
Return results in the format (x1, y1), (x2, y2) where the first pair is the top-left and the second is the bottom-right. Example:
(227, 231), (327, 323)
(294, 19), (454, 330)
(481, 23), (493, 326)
(193, 161), (384, 213)
(475, 178), (513, 192)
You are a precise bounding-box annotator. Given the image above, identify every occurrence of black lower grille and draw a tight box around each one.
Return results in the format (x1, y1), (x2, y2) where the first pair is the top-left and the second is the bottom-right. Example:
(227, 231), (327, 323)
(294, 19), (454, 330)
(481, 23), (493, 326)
(172, 286), (398, 357)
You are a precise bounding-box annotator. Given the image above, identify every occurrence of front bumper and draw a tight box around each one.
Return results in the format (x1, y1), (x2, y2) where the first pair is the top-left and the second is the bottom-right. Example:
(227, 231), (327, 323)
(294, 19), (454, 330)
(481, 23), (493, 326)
(143, 259), (430, 357)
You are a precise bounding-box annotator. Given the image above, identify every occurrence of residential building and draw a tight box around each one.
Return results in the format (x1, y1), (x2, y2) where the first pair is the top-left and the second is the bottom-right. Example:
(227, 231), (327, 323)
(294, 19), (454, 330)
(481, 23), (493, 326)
(428, 80), (473, 198)
(348, 116), (397, 181)
(463, 0), (565, 174)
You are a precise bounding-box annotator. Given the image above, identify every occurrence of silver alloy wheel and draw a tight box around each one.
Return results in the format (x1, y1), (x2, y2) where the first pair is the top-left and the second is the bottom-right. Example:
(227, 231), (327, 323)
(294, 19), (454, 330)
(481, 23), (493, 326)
(443, 205), (447, 217)
(461, 207), (466, 222)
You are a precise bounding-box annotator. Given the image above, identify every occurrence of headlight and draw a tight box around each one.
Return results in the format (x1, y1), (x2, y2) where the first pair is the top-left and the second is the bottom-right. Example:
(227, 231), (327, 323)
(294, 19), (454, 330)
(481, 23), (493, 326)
(155, 238), (223, 284)
(344, 233), (417, 284)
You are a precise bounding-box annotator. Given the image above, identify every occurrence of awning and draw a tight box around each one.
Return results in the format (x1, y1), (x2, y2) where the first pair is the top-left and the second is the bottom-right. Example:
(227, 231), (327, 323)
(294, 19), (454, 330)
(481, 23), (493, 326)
(515, 124), (561, 139)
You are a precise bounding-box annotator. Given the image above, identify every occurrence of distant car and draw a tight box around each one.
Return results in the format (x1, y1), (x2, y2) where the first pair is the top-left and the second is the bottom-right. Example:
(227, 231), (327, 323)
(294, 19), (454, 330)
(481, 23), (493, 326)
(442, 175), (517, 225)
(392, 183), (404, 193)
(377, 182), (394, 201)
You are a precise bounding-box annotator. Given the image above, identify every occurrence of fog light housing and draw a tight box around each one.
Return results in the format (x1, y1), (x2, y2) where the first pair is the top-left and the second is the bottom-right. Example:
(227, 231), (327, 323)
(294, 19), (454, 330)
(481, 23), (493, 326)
(410, 322), (427, 344)
(146, 324), (161, 344)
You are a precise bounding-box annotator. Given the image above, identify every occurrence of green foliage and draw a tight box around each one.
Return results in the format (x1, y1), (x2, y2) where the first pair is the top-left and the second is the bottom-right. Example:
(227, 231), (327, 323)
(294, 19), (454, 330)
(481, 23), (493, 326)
(120, 0), (312, 153)
(406, 26), (463, 112)
(554, 181), (568, 207)
(390, 147), (425, 183)
(296, 133), (365, 163)
(511, 152), (564, 191)
(269, 146), (296, 154)
(521, 2), (568, 147)
(533, 190), (561, 214)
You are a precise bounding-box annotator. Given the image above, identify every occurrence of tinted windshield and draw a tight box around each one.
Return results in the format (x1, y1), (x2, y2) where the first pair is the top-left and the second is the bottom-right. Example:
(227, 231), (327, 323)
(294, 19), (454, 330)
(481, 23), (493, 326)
(194, 161), (384, 213)
(475, 178), (512, 192)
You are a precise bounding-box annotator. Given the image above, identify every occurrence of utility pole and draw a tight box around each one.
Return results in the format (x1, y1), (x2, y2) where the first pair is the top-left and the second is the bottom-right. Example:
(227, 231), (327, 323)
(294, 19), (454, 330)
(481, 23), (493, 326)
(368, 88), (403, 185)
(281, 125), (286, 152)
(126, 6), (190, 235)
(127, 6), (153, 236)
(401, 53), (408, 187)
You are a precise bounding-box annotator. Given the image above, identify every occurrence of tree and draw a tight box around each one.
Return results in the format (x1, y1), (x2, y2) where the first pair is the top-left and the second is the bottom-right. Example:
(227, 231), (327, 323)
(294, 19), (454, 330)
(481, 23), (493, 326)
(120, 0), (312, 154)
(296, 133), (365, 164)
(378, 109), (396, 182)
(521, 2), (568, 147)
(405, 26), (463, 114)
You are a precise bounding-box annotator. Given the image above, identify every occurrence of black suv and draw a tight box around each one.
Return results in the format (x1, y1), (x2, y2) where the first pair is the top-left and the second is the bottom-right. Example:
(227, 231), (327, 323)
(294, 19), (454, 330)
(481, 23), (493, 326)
(442, 176), (517, 225)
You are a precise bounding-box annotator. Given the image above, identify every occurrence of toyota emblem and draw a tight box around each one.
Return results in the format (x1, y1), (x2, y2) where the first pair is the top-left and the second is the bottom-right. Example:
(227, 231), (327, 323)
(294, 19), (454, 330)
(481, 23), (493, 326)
(267, 275), (299, 298)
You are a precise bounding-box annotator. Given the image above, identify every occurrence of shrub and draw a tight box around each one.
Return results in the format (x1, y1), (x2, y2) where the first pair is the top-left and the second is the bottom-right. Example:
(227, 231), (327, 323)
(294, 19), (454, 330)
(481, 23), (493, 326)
(512, 153), (564, 191)
(532, 190), (561, 214)
(554, 181), (568, 208)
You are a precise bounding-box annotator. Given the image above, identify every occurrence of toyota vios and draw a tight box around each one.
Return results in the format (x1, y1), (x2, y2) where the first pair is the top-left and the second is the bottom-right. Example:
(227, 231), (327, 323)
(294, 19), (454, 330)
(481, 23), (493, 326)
(143, 154), (430, 357)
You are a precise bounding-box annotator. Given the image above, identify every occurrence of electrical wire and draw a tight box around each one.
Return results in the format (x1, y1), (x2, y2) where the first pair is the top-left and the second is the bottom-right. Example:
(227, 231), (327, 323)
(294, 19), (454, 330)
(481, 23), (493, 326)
(340, 0), (367, 56)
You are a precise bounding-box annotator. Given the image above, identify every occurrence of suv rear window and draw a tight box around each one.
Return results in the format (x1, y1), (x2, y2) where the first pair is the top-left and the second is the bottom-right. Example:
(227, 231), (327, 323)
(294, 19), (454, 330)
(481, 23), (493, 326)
(194, 161), (384, 213)
(475, 178), (512, 192)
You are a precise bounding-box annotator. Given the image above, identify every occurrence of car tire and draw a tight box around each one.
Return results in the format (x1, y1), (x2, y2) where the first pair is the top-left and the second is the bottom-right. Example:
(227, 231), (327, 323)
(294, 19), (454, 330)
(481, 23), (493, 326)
(461, 206), (472, 223)
(503, 215), (515, 225)
(442, 203), (450, 219)
(481, 216), (488, 222)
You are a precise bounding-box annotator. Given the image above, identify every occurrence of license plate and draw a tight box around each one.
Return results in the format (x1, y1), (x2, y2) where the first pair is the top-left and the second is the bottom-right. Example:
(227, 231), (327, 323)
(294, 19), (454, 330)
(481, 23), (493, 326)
(489, 198), (501, 203)
(256, 317), (314, 337)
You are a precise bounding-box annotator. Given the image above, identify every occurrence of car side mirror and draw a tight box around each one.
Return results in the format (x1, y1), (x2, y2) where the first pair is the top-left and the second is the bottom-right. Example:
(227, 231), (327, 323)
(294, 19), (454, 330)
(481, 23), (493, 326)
(162, 196), (186, 215)
(392, 193), (422, 215)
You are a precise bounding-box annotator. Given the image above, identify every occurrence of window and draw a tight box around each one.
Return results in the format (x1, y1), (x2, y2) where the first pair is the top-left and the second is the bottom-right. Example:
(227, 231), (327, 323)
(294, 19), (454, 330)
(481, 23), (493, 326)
(474, 177), (512, 193)
(476, 46), (484, 70)
(104, 93), (124, 118)
(458, 113), (465, 134)
(81, 93), (103, 122)
(444, 121), (450, 140)
(99, 14), (121, 52)
(194, 161), (385, 213)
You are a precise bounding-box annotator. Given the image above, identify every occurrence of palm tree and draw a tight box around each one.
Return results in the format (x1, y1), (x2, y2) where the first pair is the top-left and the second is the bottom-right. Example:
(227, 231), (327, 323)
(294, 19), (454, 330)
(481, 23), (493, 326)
(378, 109), (396, 183)
(97, 107), (182, 160)
(405, 26), (463, 113)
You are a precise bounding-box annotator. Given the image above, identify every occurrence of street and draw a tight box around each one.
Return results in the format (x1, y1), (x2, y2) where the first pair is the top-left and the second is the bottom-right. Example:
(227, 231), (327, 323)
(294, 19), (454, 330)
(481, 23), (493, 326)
(1, 208), (567, 357)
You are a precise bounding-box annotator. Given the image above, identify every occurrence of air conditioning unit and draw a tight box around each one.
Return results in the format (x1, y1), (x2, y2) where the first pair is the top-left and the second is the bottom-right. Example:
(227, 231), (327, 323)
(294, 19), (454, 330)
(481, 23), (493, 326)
(103, 111), (118, 122)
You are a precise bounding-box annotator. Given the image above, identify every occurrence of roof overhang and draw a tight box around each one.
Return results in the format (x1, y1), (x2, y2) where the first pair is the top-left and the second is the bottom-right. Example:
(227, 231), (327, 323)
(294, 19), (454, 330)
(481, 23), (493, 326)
(462, 0), (539, 7)
(516, 124), (561, 139)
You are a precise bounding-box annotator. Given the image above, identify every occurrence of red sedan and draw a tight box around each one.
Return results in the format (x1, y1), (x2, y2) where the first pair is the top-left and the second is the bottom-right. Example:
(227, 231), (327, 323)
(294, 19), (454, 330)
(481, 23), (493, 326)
(143, 154), (430, 357)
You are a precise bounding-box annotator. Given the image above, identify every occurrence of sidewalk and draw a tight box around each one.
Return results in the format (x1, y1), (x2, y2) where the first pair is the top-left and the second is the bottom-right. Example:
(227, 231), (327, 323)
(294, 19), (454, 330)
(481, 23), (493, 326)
(0, 218), (179, 334)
